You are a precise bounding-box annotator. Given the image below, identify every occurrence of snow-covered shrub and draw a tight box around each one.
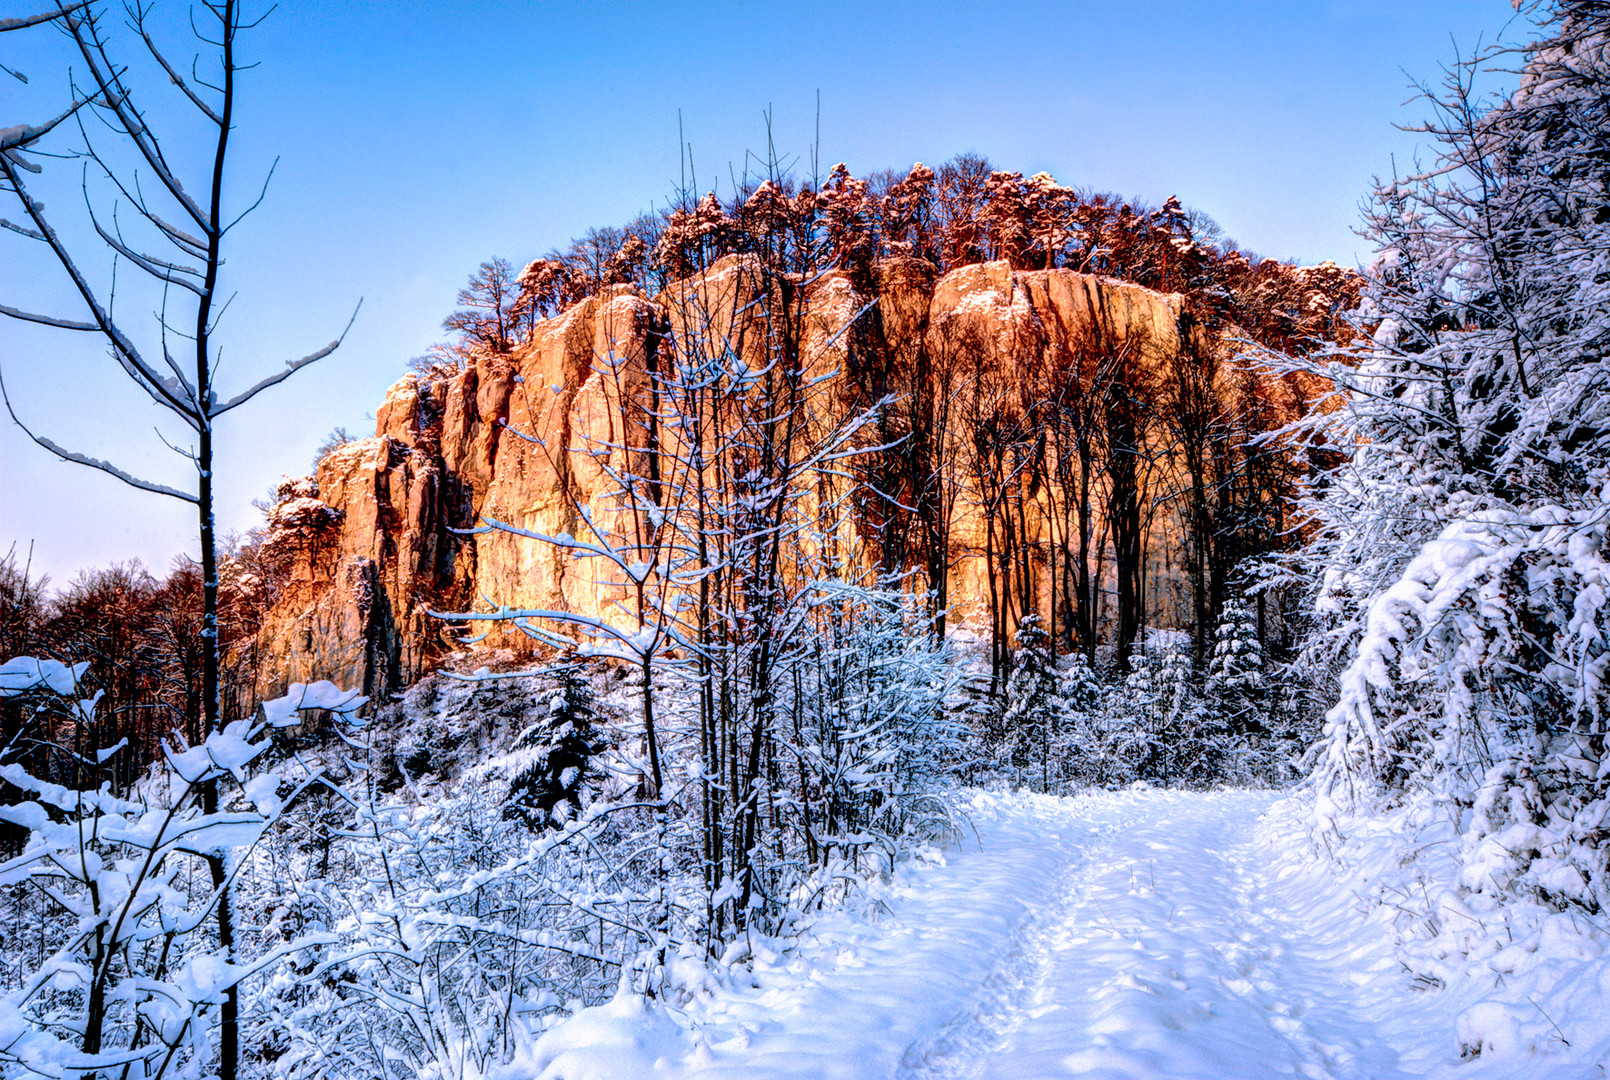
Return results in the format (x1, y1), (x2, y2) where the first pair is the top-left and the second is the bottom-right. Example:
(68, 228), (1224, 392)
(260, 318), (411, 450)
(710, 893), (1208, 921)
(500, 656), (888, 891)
(258, 777), (653, 1080)
(369, 658), (558, 791)
(791, 581), (964, 875)
(243, 666), (673, 1080)
(1287, 2), (1610, 918)
(0, 661), (362, 1080)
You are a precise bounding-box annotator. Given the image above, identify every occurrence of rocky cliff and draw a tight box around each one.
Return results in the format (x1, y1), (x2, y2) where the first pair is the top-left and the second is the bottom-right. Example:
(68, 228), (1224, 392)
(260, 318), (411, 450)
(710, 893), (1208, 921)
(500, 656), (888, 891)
(255, 257), (1312, 700)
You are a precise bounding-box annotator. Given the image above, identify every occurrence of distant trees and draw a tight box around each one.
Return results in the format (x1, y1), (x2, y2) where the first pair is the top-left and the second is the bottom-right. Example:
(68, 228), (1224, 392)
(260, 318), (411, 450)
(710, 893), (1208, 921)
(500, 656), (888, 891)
(458, 148), (1352, 347)
(0, 550), (274, 839)
(425, 231), (658, 379)
(0, 550), (48, 666)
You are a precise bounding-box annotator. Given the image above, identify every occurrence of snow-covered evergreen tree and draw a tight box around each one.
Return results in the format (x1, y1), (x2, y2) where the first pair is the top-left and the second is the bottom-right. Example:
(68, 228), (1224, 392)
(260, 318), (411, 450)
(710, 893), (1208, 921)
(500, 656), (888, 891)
(1054, 652), (1106, 786)
(1001, 614), (1059, 789)
(1104, 658), (1158, 786)
(504, 659), (605, 830)
(1155, 644), (1217, 787)
(1205, 595), (1265, 734)
(1058, 651), (1104, 720)
(1291, 2), (1610, 915)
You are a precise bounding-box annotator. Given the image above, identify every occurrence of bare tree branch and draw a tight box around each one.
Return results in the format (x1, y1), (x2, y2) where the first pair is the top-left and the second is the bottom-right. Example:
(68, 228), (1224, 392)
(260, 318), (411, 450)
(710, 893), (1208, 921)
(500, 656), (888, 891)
(0, 159), (202, 424)
(135, 15), (223, 125)
(223, 155), (276, 235)
(209, 298), (362, 417)
(0, 367), (198, 503)
(62, 6), (211, 230)
(0, 301), (99, 330)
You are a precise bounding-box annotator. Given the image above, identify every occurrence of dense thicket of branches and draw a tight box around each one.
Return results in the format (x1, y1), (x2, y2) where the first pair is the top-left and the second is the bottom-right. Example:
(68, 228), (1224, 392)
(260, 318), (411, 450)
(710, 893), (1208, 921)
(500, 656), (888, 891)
(441, 152), (967, 951)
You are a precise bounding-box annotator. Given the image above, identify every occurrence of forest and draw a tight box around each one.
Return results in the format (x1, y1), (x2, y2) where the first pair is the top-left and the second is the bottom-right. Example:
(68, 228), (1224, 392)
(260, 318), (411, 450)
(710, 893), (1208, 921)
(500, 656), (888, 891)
(2, 1), (1608, 1077)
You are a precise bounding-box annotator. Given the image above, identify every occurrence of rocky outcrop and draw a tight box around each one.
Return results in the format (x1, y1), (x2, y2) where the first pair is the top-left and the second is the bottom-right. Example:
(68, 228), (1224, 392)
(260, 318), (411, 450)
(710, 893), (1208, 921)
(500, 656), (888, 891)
(255, 260), (1211, 698)
(256, 433), (473, 699)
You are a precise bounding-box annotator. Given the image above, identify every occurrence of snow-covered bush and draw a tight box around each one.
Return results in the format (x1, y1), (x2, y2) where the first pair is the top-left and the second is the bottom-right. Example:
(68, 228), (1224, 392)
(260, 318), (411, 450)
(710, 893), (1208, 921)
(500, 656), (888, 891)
(794, 582), (963, 867)
(241, 663), (670, 1080)
(1074, 639), (1281, 790)
(1288, 2), (1610, 918)
(0, 661), (362, 1080)
(258, 778), (653, 1080)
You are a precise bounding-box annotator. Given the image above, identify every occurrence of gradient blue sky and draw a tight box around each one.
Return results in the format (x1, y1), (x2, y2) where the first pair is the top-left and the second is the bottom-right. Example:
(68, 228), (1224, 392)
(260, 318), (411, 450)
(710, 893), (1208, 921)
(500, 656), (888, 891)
(2, 1), (1528, 586)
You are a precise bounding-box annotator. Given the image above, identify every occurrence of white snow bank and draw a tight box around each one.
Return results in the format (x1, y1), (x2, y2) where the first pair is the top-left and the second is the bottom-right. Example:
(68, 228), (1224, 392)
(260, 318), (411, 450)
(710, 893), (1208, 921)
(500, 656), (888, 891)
(1286, 794), (1610, 1074)
(506, 993), (689, 1080)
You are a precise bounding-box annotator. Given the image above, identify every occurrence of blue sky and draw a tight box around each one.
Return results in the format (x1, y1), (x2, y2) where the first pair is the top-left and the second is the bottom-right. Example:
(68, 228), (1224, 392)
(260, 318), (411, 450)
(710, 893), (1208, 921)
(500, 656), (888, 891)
(2, 1), (1528, 585)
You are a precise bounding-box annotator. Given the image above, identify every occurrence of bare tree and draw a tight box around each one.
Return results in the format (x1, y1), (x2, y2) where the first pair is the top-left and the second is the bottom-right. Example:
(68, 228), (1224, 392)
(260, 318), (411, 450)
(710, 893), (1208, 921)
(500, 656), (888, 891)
(1, 4), (356, 1076)
(443, 256), (522, 354)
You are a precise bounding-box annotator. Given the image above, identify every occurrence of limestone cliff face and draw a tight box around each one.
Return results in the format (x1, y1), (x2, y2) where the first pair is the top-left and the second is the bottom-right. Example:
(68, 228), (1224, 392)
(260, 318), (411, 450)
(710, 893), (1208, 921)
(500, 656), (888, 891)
(255, 260), (1194, 698)
(255, 431), (474, 699)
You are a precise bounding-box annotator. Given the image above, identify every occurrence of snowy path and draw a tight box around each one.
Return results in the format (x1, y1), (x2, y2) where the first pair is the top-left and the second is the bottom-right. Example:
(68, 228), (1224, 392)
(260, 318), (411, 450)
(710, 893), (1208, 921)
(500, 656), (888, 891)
(521, 790), (1603, 1079)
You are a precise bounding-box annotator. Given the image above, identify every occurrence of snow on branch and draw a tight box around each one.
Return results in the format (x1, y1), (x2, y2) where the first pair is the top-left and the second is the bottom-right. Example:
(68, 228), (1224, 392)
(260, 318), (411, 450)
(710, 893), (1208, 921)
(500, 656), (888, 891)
(1, 371), (198, 502)
(0, 4), (89, 33)
(135, 17), (222, 126)
(209, 298), (362, 416)
(0, 655), (89, 696)
(0, 301), (98, 330)
(260, 680), (368, 727)
(0, 90), (99, 154)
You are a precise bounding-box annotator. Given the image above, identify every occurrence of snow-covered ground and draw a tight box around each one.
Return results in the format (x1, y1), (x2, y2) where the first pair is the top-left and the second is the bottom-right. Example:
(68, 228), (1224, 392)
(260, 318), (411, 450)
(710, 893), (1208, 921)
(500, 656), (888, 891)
(513, 789), (1610, 1079)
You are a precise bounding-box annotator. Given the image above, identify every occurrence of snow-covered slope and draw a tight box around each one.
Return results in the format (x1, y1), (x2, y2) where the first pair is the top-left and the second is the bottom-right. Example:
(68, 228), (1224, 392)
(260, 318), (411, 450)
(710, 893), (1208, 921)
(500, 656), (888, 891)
(513, 789), (1609, 1079)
